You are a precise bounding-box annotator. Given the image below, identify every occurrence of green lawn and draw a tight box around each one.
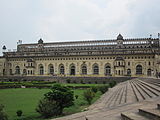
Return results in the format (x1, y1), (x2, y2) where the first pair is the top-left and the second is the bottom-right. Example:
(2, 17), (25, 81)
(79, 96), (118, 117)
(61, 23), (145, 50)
(0, 88), (102, 120)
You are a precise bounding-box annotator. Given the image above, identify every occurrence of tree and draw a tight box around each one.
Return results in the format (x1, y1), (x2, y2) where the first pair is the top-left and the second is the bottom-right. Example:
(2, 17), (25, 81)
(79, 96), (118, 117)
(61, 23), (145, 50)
(36, 98), (60, 118)
(0, 104), (8, 120)
(44, 84), (74, 115)
(83, 89), (95, 105)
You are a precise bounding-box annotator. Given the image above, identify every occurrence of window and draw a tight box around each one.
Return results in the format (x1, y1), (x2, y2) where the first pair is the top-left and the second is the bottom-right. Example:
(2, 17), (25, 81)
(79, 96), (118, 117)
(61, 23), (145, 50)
(82, 65), (87, 75)
(128, 62), (130, 66)
(15, 66), (20, 74)
(136, 65), (142, 75)
(93, 64), (99, 75)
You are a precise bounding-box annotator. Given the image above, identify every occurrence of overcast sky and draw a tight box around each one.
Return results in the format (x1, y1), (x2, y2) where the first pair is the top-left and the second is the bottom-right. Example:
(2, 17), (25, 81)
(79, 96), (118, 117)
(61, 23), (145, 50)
(0, 0), (160, 55)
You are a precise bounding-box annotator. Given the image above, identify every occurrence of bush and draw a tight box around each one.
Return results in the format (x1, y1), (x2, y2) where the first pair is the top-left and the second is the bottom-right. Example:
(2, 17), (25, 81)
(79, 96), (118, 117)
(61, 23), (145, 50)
(0, 104), (8, 120)
(75, 95), (79, 99)
(99, 85), (108, 94)
(91, 86), (98, 93)
(109, 81), (117, 88)
(66, 79), (71, 84)
(83, 89), (95, 105)
(16, 110), (22, 117)
(36, 99), (60, 118)
(44, 84), (74, 115)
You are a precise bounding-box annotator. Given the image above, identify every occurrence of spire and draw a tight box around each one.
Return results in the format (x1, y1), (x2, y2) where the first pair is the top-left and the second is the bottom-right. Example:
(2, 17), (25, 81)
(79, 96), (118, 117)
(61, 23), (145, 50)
(2, 45), (6, 50)
(38, 38), (43, 44)
(117, 34), (123, 40)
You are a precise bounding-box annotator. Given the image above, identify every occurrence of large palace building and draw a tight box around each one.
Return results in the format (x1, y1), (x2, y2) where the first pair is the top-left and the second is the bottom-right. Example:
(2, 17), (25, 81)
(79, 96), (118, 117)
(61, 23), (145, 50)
(0, 34), (160, 78)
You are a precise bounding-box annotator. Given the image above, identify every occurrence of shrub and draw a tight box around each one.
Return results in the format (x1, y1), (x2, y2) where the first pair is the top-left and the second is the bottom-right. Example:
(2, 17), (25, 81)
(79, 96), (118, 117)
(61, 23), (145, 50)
(75, 95), (79, 99)
(99, 85), (108, 94)
(44, 84), (74, 115)
(66, 79), (71, 83)
(109, 81), (117, 88)
(83, 89), (95, 105)
(0, 104), (8, 120)
(91, 86), (98, 93)
(16, 110), (22, 117)
(80, 80), (84, 84)
(36, 98), (60, 118)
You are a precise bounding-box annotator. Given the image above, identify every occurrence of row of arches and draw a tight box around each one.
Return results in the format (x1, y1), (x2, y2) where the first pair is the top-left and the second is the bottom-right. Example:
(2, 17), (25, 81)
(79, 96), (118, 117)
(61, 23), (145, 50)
(14, 64), (152, 76)
(38, 63), (112, 75)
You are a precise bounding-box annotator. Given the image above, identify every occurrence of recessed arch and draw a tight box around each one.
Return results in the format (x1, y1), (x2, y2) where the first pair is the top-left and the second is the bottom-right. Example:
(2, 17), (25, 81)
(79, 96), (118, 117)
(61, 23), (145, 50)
(39, 64), (44, 75)
(136, 65), (142, 75)
(48, 64), (54, 75)
(105, 63), (111, 76)
(81, 64), (87, 75)
(70, 63), (76, 75)
(93, 63), (99, 75)
(15, 66), (20, 75)
(59, 64), (65, 75)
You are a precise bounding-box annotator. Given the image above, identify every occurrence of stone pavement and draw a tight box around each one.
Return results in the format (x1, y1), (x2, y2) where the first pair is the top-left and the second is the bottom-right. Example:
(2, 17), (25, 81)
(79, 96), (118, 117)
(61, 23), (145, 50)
(52, 78), (160, 120)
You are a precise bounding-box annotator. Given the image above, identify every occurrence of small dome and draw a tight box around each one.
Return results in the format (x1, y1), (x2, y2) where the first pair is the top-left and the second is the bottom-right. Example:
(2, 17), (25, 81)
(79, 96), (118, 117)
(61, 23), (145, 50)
(117, 34), (123, 40)
(2, 45), (6, 50)
(38, 38), (43, 44)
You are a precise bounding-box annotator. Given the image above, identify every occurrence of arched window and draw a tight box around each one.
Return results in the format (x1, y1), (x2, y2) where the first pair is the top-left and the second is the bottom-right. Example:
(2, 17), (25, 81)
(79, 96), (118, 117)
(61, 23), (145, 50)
(127, 69), (131, 75)
(82, 65), (87, 75)
(93, 64), (99, 75)
(48, 64), (54, 75)
(59, 64), (65, 75)
(15, 66), (20, 75)
(105, 66), (111, 75)
(136, 65), (142, 75)
(39, 65), (44, 75)
(70, 64), (76, 75)
(147, 69), (151, 76)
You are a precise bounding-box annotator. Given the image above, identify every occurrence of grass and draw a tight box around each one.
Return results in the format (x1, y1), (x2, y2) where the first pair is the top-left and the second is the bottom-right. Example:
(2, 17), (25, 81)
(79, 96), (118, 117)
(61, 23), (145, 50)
(0, 88), (102, 120)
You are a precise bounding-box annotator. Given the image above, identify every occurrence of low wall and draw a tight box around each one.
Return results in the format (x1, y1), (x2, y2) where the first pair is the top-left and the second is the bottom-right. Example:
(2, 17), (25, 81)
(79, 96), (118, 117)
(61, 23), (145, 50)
(0, 76), (135, 84)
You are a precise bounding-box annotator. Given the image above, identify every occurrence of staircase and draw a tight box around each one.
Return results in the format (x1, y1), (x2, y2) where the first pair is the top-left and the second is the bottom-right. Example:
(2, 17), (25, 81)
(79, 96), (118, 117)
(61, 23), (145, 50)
(121, 103), (160, 120)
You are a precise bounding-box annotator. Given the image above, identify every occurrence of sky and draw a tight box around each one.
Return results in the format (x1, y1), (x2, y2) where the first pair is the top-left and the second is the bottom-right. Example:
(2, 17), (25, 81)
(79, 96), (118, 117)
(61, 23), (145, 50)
(0, 0), (160, 55)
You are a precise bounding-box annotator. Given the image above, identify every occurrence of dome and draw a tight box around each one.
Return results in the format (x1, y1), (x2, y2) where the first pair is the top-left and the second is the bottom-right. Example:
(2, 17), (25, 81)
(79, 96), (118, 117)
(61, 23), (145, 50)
(2, 45), (6, 50)
(117, 34), (123, 40)
(38, 38), (43, 44)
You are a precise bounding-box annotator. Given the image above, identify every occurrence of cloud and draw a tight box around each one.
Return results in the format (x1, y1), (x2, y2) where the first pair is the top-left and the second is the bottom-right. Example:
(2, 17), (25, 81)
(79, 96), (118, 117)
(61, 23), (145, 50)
(0, 0), (160, 55)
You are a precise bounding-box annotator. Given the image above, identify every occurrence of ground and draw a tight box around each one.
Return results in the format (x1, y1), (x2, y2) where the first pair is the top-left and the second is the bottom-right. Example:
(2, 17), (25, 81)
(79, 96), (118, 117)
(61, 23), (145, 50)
(0, 85), (102, 120)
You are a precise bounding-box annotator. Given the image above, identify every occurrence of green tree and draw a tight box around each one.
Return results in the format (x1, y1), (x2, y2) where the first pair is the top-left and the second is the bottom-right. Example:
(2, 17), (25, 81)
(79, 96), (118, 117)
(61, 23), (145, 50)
(44, 84), (74, 115)
(36, 98), (60, 118)
(83, 89), (95, 105)
(0, 104), (8, 120)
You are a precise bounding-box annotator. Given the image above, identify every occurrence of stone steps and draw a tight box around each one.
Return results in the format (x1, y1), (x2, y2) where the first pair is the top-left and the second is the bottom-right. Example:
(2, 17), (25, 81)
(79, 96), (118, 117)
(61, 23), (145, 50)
(121, 112), (149, 120)
(121, 103), (160, 120)
(135, 80), (159, 97)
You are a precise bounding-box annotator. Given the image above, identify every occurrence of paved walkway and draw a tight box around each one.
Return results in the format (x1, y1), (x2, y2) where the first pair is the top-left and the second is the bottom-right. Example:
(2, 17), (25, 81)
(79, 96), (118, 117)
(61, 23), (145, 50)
(52, 78), (160, 120)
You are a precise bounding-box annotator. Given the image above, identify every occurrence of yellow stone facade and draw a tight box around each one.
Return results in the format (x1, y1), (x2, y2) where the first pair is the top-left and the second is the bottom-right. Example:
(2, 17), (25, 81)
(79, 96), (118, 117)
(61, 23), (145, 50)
(0, 34), (160, 78)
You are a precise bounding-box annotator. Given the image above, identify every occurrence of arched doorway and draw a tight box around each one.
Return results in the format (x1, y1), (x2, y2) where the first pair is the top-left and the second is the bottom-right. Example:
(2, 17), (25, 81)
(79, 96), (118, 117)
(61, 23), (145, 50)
(59, 64), (65, 75)
(136, 65), (142, 75)
(15, 66), (20, 75)
(127, 69), (131, 75)
(81, 65), (87, 75)
(147, 69), (151, 76)
(39, 65), (44, 75)
(70, 65), (76, 75)
(105, 66), (111, 76)
(93, 64), (99, 75)
(48, 64), (54, 75)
